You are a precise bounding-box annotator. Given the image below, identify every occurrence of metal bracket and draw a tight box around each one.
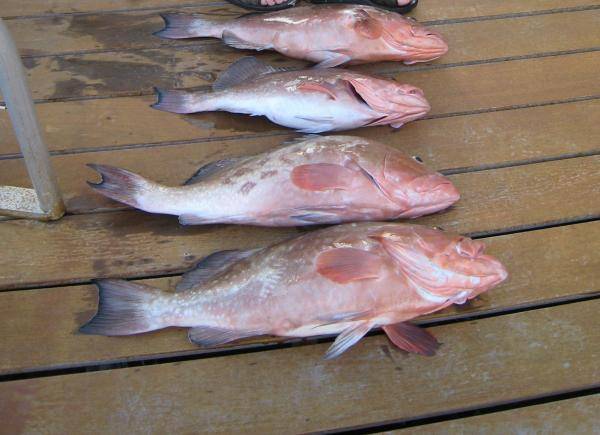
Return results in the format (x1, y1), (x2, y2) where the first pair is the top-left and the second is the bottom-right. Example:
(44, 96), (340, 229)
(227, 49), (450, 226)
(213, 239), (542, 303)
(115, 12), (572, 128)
(0, 18), (65, 220)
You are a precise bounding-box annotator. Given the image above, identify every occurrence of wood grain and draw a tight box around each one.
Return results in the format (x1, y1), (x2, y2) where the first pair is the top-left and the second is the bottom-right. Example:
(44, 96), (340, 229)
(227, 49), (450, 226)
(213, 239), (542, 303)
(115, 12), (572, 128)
(0, 155), (598, 290)
(3, 0), (596, 20)
(1, 299), (598, 434)
(1, 52), (598, 156)
(2, 99), (599, 215)
(8, 13), (600, 102)
(6, 7), (598, 60)
(1, 220), (598, 375)
(398, 395), (600, 434)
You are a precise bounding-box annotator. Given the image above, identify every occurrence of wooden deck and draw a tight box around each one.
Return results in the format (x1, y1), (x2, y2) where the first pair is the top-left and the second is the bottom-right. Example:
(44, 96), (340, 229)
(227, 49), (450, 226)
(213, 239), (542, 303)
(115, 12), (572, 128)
(0, 1), (599, 433)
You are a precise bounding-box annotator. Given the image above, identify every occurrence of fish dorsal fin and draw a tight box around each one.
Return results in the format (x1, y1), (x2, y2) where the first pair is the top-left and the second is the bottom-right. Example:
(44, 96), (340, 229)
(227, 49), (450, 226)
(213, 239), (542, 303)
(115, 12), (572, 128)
(183, 157), (243, 186)
(213, 56), (281, 91)
(280, 134), (322, 147)
(316, 247), (382, 284)
(382, 322), (440, 356)
(175, 249), (260, 292)
(291, 163), (356, 191)
(325, 320), (372, 359)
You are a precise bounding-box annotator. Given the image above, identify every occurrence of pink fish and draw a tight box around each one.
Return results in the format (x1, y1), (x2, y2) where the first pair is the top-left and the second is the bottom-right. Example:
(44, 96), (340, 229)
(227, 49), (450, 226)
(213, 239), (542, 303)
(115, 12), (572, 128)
(152, 57), (430, 132)
(79, 223), (508, 359)
(87, 135), (459, 226)
(155, 5), (448, 67)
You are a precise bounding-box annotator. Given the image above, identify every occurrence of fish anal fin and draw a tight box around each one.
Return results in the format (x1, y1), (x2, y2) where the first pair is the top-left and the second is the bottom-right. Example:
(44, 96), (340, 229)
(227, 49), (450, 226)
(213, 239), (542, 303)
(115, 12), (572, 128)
(297, 81), (338, 99)
(213, 56), (278, 91)
(383, 322), (440, 356)
(290, 209), (344, 224)
(176, 249), (260, 292)
(183, 157), (243, 185)
(325, 321), (372, 359)
(221, 31), (267, 52)
(188, 326), (260, 347)
(291, 163), (355, 191)
(317, 248), (382, 284)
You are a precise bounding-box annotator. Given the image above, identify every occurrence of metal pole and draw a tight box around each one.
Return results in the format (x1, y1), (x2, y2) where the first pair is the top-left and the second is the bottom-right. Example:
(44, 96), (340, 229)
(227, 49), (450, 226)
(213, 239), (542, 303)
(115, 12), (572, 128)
(0, 17), (64, 220)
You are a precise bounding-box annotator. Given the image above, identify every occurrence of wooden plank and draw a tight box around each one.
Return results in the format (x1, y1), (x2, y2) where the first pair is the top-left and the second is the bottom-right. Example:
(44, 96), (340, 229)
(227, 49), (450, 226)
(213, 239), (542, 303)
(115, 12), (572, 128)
(0, 155), (598, 290)
(1, 52), (598, 156)
(1, 299), (597, 434)
(3, 0), (596, 20)
(1, 100), (599, 215)
(8, 13), (600, 102)
(6, 6), (599, 58)
(1, 220), (598, 375)
(399, 395), (600, 434)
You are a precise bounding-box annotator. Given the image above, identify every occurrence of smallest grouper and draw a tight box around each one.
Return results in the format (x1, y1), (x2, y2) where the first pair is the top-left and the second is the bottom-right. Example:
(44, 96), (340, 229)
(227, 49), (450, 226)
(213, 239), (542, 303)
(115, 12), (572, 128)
(155, 4), (448, 67)
(152, 57), (431, 133)
(87, 135), (459, 226)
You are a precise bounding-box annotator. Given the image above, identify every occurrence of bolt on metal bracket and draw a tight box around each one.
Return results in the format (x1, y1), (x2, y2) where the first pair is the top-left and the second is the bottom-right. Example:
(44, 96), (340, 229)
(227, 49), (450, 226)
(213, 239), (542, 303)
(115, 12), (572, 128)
(0, 17), (65, 220)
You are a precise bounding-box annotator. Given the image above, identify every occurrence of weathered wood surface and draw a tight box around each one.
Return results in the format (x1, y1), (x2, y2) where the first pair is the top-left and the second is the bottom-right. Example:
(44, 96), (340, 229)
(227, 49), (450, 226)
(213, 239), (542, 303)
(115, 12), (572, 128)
(3, 0), (595, 20)
(1, 300), (598, 434)
(1, 221), (598, 375)
(8, 30), (600, 102)
(0, 155), (598, 290)
(0, 18), (64, 220)
(1, 52), (598, 156)
(398, 395), (600, 435)
(6, 7), (598, 62)
(2, 99), (598, 214)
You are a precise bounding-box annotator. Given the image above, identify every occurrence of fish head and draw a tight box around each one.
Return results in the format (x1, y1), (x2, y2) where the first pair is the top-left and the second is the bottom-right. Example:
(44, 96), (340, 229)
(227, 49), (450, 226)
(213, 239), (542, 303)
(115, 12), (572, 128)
(379, 153), (459, 217)
(372, 226), (508, 304)
(383, 19), (448, 64)
(348, 77), (430, 127)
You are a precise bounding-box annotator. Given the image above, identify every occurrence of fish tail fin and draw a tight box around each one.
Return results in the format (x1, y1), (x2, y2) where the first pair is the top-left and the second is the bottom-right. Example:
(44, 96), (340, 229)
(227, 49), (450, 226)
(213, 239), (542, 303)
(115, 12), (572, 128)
(79, 279), (170, 336)
(87, 163), (160, 211)
(154, 13), (221, 39)
(151, 87), (206, 114)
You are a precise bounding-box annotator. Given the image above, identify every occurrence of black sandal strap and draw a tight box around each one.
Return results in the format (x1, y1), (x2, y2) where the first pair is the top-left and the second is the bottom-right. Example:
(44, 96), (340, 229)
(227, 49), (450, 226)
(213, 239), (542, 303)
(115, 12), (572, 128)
(226, 0), (297, 12)
(310, 0), (418, 14)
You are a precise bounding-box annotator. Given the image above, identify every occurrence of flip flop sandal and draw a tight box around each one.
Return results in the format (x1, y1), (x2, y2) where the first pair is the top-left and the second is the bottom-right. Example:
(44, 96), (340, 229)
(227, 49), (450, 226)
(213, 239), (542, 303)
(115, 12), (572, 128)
(226, 0), (417, 13)
(310, 0), (418, 14)
(225, 0), (297, 11)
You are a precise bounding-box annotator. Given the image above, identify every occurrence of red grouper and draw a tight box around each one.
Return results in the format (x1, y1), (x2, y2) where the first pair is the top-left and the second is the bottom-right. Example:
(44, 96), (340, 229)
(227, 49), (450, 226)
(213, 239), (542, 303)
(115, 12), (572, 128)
(154, 4), (448, 67)
(151, 57), (431, 133)
(86, 135), (459, 226)
(80, 223), (508, 359)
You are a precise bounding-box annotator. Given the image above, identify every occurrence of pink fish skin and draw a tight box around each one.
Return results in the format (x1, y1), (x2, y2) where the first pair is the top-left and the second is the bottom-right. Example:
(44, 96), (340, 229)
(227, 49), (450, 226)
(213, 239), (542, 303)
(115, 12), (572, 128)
(87, 135), (459, 226)
(152, 57), (430, 133)
(79, 223), (508, 359)
(155, 5), (448, 67)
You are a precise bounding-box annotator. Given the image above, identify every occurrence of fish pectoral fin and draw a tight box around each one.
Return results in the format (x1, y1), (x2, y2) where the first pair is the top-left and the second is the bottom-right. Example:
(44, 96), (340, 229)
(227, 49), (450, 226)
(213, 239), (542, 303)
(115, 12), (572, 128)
(312, 52), (352, 69)
(297, 81), (338, 99)
(316, 248), (383, 284)
(352, 10), (383, 40)
(325, 321), (372, 359)
(176, 248), (262, 292)
(291, 163), (355, 191)
(212, 56), (280, 92)
(183, 157), (245, 185)
(382, 322), (440, 356)
(188, 326), (261, 347)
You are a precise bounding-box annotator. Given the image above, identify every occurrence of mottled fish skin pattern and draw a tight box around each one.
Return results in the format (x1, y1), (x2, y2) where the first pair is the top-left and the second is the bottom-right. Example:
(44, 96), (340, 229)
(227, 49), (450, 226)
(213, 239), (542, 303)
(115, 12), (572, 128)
(81, 223), (508, 358)
(88, 135), (459, 226)
(155, 67), (431, 133)
(157, 5), (448, 66)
